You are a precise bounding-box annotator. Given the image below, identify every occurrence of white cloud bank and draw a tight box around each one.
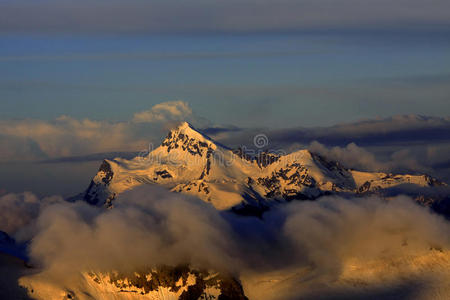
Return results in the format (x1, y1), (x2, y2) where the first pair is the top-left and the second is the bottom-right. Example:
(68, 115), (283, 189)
(308, 141), (426, 173)
(0, 100), (205, 161)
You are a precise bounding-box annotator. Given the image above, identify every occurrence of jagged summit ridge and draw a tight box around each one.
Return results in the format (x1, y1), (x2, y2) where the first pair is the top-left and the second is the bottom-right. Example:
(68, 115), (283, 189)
(160, 122), (217, 157)
(165, 122), (212, 145)
(82, 123), (446, 214)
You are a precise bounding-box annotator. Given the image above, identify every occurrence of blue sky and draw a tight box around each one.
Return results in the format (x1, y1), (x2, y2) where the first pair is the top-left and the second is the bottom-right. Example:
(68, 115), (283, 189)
(0, 0), (449, 128)
(1, 32), (449, 127)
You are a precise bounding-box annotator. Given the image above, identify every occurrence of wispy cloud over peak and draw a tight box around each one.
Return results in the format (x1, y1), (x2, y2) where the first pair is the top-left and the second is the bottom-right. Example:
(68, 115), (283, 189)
(133, 101), (192, 123)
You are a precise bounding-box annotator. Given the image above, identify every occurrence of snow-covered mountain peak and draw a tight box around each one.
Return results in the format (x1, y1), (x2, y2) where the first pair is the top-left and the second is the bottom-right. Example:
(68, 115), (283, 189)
(81, 124), (446, 214)
(176, 121), (194, 131)
(170, 121), (199, 137)
(167, 122), (212, 144)
(159, 122), (218, 156)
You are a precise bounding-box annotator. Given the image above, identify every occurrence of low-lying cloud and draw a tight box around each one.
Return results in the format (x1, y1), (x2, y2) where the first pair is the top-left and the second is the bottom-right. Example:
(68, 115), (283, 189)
(0, 116), (145, 161)
(29, 187), (239, 283)
(2, 186), (446, 298)
(0, 192), (63, 241)
(308, 141), (427, 174)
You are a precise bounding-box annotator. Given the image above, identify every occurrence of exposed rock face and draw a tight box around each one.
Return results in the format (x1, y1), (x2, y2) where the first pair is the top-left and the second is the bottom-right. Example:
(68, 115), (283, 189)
(85, 265), (247, 300)
(84, 160), (116, 207)
(161, 123), (216, 157)
(256, 162), (319, 200)
(255, 151), (280, 168)
(358, 181), (372, 193)
(21, 265), (248, 300)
